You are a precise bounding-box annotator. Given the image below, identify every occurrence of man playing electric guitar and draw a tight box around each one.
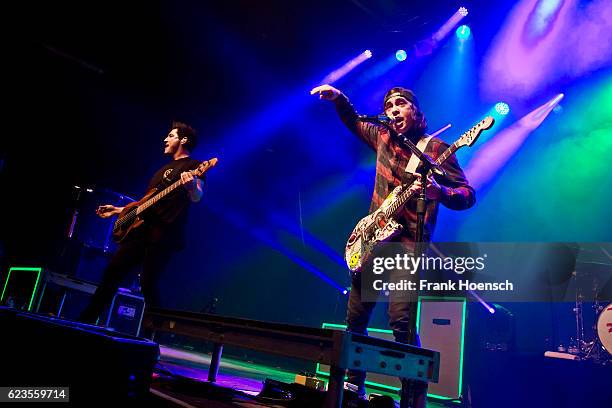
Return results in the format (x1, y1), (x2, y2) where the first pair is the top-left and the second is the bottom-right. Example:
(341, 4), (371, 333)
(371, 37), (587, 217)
(311, 85), (475, 408)
(80, 121), (204, 324)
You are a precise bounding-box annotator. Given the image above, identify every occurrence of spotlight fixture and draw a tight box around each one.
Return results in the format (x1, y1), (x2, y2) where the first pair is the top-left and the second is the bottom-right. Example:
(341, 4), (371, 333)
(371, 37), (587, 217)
(495, 102), (510, 115)
(395, 49), (407, 61)
(458, 7), (469, 17)
(364, 50), (373, 58)
(456, 25), (471, 40)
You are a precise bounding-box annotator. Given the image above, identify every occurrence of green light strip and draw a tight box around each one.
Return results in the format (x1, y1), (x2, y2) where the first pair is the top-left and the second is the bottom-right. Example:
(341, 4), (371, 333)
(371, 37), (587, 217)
(0, 270), (12, 302)
(322, 322), (393, 334)
(458, 299), (466, 397)
(1, 267), (43, 311)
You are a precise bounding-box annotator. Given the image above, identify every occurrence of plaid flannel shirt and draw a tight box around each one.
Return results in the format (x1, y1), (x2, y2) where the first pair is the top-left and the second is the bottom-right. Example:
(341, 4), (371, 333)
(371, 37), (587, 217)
(334, 94), (475, 243)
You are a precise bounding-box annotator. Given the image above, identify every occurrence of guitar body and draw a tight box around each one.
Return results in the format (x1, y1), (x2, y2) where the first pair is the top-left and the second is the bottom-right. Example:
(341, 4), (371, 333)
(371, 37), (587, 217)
(112, 190), (154, 243)
(345, 185), (404, 273)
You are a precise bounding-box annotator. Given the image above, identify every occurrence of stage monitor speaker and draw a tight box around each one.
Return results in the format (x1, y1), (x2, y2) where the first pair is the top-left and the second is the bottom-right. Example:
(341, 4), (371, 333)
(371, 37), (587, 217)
(0, 307), (159, 404)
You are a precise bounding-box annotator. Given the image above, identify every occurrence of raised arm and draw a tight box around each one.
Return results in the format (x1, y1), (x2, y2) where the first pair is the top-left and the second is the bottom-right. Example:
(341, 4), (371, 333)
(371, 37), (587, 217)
(310, 84), (380, 150)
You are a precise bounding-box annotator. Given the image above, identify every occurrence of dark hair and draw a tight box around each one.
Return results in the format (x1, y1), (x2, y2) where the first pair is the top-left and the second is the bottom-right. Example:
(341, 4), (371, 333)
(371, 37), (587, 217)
(171, 120), (198, 151)
(383, 87), (428, 135)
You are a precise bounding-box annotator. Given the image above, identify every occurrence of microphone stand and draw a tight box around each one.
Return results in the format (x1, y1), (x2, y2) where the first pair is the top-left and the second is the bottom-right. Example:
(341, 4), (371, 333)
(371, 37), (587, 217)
(364, 119), (438, 408)
(389, 121), (433, 408)
(372, 120), (444, 247)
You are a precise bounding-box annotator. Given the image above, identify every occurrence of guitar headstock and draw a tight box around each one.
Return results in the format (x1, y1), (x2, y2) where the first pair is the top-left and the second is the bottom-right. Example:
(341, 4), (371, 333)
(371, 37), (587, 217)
(456, 116), (495, 148)
(194, 157), (219, 177)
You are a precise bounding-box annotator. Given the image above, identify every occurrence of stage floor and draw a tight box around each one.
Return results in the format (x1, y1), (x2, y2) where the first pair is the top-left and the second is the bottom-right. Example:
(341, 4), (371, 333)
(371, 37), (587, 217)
(152, 345), (446, 407)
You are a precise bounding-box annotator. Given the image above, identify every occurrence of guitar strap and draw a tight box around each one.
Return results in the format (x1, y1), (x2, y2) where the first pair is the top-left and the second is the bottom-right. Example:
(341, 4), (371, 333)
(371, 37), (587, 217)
(404, 134), (434, 174)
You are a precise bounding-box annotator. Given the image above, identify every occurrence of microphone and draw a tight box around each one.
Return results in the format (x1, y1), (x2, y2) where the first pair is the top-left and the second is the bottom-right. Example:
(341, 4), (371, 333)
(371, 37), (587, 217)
(358, 114), (392, 124)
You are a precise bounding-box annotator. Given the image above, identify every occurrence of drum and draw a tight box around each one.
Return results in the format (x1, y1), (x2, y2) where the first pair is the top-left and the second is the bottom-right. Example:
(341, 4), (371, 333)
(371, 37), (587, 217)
(597, 303), (612, 355)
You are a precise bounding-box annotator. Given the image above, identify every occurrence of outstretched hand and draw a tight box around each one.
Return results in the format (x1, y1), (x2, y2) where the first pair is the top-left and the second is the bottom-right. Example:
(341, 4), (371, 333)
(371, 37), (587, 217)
(310, 84), (342, 101)
(96, 204), (122, 218)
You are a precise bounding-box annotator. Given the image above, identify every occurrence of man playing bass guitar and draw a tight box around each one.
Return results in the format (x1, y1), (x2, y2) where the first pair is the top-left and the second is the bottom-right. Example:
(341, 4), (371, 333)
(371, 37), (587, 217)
(80, 121), (204, 324)
(311, 85), (475, 408)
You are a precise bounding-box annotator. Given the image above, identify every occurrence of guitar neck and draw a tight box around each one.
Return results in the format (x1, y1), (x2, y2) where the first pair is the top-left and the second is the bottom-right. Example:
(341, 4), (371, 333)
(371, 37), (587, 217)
(136, 179), (182, 215)
(386, 141), (460, 216)
(136, 168), (202, 215)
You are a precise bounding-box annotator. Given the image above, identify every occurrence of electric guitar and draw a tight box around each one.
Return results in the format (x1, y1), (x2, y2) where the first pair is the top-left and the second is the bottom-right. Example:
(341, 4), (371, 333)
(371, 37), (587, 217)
(344, 117), (494, 274)
(111, 157), (218, 243)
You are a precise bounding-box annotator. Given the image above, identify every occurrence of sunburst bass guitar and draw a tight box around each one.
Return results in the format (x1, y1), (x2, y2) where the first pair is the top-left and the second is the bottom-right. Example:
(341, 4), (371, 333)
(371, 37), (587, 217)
(345, 117), (494, 274)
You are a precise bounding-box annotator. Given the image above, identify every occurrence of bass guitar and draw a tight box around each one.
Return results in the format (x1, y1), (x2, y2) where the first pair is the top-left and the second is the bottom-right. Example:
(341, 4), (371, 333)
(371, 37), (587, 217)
(112, 157), (218, 243)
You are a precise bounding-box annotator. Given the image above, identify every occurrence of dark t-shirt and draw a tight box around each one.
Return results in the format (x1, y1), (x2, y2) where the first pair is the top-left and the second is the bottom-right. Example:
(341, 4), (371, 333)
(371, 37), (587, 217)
(144, 157), (202, 247)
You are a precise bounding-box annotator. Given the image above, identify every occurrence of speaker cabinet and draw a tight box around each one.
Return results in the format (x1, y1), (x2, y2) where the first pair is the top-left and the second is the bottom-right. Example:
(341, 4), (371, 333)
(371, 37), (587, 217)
(417, 296), (466, 400)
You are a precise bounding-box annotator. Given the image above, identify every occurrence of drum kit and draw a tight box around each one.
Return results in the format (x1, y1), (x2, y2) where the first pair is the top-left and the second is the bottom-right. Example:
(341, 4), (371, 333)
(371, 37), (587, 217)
(566, 244), (612, 363)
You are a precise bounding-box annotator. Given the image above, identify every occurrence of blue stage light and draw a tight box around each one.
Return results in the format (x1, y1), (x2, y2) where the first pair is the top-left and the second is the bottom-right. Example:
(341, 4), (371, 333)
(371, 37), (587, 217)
(456, 25), (471, 40)
(495, 102), (510, 115)
(458, 7), (469, 17)
(395, 49), (407, 62)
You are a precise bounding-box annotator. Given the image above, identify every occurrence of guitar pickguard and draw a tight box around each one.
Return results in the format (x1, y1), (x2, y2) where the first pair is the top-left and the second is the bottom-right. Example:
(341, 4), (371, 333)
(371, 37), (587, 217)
(345, 186), (405, 273)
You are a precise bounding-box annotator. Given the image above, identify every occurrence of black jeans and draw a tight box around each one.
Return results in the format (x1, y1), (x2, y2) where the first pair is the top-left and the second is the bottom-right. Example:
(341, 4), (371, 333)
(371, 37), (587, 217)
(79, 231), (174, 324)
(346, 265), (428, 407)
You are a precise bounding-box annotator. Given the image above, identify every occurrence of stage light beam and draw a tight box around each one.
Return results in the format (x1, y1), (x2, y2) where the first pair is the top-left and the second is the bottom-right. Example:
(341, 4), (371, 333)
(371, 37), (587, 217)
(319, 50), (373, 84)
(430, 7), (470, 45)
(466, 93), (564, 190)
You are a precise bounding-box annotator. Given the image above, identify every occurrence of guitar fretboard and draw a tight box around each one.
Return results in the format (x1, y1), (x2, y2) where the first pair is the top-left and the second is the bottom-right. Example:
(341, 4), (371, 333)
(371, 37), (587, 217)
(136, 167), (205, 215)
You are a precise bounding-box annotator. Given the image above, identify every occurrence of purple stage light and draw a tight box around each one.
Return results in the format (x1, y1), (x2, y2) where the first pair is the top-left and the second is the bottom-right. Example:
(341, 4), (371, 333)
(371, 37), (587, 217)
(468, 289), (495, 314)
(466, 93), (564, 190)
(458, 7), (469, 17)
(481, 0), (612, 103)
(431, 7), (469, 45)
(319, 50), (373, 84)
